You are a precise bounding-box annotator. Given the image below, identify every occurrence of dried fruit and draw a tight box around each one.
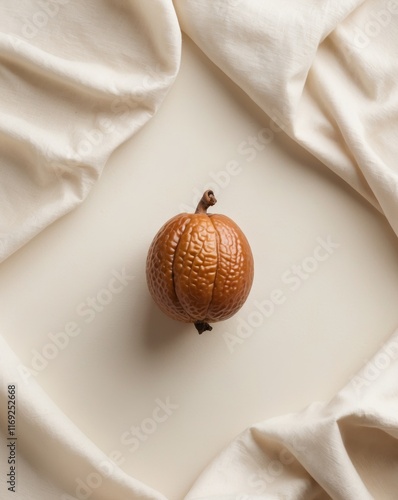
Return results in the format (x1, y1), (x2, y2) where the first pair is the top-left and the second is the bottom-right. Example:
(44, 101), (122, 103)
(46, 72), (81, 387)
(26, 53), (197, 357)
(146, 190), (254, 334)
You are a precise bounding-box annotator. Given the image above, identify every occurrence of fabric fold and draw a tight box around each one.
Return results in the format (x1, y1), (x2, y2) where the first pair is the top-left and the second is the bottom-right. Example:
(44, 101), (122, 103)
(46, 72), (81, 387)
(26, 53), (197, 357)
(0, 336), (166, 500)
(0, 0), (181, 262)
(186, 329), (398, 499)
(173, 0), (398, 219)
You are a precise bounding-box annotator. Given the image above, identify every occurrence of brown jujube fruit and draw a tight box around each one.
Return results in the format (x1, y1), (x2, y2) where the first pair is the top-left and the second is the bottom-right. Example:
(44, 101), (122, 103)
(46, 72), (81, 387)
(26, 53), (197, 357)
(146, 190), (254, 334)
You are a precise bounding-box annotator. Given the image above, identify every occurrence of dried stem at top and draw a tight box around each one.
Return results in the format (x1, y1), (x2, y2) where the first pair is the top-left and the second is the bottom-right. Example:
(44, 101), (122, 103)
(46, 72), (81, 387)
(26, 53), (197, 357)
(195, 190), (217, 214)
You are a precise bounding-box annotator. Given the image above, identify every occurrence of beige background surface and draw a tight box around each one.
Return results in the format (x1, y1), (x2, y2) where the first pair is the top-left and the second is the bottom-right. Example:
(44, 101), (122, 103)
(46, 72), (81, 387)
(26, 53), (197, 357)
(1, 35), (398, 499)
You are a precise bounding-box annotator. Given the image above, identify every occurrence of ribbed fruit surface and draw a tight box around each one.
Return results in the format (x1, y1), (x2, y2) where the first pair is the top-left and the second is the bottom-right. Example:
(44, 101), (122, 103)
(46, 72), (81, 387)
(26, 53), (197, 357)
(146, 193), (254, 332)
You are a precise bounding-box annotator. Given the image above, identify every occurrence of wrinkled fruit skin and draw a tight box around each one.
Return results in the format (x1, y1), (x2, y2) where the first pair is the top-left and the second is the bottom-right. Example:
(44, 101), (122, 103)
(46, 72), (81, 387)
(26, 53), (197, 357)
(146, 210), (254, 329)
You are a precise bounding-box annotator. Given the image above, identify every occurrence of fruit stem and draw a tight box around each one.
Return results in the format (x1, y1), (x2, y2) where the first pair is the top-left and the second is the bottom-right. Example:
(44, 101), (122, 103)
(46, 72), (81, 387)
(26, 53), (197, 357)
(195, 190), (217, 214)
(194, 321), (213, 334)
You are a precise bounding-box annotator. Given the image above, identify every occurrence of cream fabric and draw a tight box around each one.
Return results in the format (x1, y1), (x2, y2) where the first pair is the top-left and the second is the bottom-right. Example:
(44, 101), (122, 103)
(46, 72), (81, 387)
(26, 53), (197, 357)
(0, 335), (167, 500)
(186, 328), (398, 499)
(175, 0), (398, 229)
(1, 0), (398, 499)
(0, 0), (180, 262)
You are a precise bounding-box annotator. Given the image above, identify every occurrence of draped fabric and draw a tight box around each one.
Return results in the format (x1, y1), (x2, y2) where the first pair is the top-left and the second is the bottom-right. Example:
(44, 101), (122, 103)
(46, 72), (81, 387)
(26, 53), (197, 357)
(0, 0), (181, 262)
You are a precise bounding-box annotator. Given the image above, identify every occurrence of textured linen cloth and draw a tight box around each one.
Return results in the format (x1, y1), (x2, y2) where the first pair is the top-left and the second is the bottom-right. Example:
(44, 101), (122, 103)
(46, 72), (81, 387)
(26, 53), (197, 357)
(0, 0), (181, 262)
(186, 329), (398, 500)
(1, 0), (398, 499)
